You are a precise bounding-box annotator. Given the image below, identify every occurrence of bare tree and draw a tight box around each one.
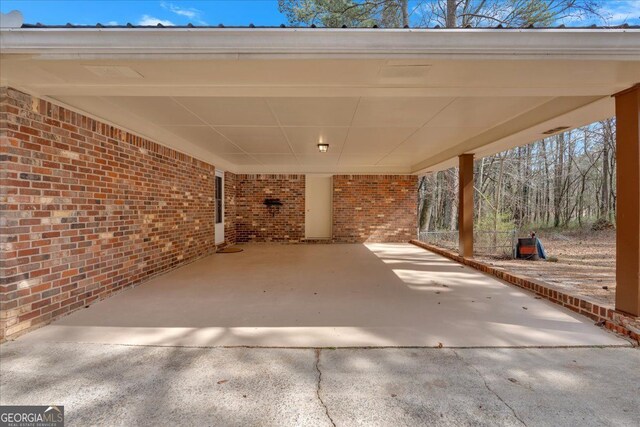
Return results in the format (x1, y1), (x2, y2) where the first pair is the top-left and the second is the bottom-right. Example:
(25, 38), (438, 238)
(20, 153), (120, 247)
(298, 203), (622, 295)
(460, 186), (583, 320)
(419, 119), (617, 233)
(278, 0), (604, 28)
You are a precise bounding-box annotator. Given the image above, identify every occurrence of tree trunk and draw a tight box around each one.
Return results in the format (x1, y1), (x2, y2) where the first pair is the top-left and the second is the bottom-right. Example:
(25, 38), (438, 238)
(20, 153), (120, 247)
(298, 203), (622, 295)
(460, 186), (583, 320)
(449, 168), (458, 231)
(401, 0), (409, 27)
(541, 140), (551, 225)
(493, 154), (505, 251)
(446, 0), (456, 27)
(553, 134), (565, 227)
(477, 157), (484, 221)
(562, 132), (574, 226)
(424, 201), (433, 232)
(600, 119), (611, 219)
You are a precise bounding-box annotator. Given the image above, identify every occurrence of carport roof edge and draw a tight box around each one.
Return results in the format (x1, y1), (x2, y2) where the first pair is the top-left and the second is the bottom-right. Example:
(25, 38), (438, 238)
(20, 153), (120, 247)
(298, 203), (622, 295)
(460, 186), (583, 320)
(2, 25), (640, 60)
(2, 13), (639, 175)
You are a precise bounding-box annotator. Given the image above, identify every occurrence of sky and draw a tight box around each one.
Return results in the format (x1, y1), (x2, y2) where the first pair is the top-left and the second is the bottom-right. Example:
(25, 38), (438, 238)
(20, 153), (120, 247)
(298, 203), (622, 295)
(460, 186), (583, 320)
(1, 0), (639, 27)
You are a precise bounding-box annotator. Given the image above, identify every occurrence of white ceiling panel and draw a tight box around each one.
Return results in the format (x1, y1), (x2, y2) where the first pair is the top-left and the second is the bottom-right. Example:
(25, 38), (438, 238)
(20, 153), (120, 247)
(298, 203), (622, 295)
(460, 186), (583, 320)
(130, 60), (383, 85)
(162, 126), (243, 153)
(352, 97), (453, 127)
(251, 153), (299, 165)
(33, 44), (633, 174)
(218, 153), (260, 165)
(428, 97), (551, 129)
(173, 97), (278, 126)
(338, 154), (385, 166)
(342, 127), (417, 155)
(54, 96), (119, 122)
(378, 126), (486, 165)
(297, 153), (341, 166)
(268, 97), (360, 126)
(106, 97), (204, 125)
(215, 127), (291, 154)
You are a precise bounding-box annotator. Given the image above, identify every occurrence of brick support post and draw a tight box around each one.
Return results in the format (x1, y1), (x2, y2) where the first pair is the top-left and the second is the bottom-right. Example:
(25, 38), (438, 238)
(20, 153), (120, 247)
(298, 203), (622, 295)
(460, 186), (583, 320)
(614, 84), (640, 316)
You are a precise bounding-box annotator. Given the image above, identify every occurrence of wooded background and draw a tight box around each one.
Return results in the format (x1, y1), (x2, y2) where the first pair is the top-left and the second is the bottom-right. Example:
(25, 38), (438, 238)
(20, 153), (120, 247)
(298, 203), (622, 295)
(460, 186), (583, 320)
(278, 0), (606, 28)
(277, 1), (622, 234)
(418, 118), (617, 233)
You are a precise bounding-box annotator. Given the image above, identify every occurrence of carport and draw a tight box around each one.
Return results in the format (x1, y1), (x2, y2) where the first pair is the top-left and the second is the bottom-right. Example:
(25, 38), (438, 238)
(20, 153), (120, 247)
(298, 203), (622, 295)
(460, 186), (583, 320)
(17, 244), (624, 347)
(1, 16), (639, 345)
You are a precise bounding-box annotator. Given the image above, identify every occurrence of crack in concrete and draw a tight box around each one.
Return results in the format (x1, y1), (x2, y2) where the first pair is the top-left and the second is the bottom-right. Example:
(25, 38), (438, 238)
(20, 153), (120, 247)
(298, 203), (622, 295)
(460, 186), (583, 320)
(315, 349), (336, 427)
(452, 349), (527, 427)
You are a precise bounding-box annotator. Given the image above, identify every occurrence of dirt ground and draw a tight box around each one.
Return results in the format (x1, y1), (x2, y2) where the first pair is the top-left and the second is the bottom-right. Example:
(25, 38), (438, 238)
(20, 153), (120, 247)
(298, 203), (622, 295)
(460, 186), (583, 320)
(478, 229), (616, 307)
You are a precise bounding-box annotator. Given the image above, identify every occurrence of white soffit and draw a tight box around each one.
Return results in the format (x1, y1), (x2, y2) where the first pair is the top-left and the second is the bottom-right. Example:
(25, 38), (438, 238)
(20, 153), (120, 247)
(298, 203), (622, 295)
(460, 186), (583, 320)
(1, 27), (639, 174)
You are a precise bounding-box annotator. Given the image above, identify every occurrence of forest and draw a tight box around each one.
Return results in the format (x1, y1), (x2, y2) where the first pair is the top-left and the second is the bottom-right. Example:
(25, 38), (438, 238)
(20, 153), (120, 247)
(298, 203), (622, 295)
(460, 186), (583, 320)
(418, 118), (617, 234)
(275, 0), (623, 243)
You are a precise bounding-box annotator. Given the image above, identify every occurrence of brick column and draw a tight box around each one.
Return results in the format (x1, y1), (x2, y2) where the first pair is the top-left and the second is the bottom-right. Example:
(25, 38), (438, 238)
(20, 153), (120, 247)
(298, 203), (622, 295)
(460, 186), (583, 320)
(458, 154), (474, 258)
(614, 84), (640, 316)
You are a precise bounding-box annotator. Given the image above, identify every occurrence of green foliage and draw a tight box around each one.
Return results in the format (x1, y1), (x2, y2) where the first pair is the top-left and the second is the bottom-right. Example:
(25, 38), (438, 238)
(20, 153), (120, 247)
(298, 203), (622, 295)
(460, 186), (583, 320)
(524, 217), (612, 233)
(476, 213), (515, 232)
(278, 0), (406, 27)
(278, 0), (602, 28)
(507, 0), (556, 26)
(445, 0), (601, 27)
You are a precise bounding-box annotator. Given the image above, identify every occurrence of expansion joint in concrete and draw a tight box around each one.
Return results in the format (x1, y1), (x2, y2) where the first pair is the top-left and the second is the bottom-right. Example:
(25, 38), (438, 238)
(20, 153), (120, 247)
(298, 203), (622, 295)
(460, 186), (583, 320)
(315, 349), (336, 427)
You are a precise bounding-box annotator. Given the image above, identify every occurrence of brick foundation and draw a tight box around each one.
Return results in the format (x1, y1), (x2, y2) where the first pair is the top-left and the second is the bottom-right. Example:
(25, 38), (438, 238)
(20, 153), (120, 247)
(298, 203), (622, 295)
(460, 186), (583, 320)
(410, 240), (640, 344)
(0, 88), (217, 340)
(235, 174), (305, 243)
(333, 175), (417, 243)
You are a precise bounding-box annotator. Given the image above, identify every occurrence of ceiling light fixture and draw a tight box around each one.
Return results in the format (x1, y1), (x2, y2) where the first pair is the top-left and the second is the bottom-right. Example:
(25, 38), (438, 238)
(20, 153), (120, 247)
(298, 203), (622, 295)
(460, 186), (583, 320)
(317, 143), (329, 153)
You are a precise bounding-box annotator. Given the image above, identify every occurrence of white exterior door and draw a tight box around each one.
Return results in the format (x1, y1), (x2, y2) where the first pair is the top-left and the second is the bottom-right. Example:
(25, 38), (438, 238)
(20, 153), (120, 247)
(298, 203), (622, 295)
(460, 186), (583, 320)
(305, 175), (332, 239)
(215, 170), (224, 244)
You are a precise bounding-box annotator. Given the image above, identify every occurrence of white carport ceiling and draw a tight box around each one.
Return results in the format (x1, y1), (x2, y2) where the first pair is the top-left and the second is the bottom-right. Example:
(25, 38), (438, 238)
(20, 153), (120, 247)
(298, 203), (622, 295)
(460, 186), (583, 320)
(1, 28), (639, 174)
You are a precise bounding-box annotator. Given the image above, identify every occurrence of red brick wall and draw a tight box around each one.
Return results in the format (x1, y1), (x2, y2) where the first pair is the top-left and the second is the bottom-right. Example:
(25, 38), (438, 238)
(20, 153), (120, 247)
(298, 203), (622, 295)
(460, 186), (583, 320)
(0, 88), (217, 339)
(224, 171), (237, 245)
(235, 174), (305, 243)
(333, 175), (417, 243)
(230, 174), (416, 243)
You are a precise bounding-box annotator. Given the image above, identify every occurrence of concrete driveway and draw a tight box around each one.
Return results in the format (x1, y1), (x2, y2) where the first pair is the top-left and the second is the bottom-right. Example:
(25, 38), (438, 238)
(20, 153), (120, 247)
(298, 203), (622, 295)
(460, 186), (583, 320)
(1, 342), (638, 426)
(14, 243), (626, 348)
(3, 243), (636, 425)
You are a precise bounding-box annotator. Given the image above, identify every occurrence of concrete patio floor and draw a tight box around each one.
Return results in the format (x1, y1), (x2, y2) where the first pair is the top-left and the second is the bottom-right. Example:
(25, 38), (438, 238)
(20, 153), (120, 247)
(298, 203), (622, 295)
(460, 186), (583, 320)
(2, 244), (637, 426)
(1, 342), (638, 426)
(13, 243), (626, 348)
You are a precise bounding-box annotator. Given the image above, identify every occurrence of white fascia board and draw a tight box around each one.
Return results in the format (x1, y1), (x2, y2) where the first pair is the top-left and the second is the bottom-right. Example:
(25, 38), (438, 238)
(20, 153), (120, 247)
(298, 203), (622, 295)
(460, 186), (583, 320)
(1, 28), (640, 60)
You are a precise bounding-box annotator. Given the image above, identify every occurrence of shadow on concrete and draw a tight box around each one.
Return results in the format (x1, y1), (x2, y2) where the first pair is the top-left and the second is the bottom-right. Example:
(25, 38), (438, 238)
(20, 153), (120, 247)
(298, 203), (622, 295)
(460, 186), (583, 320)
(12, 243), (627, 348)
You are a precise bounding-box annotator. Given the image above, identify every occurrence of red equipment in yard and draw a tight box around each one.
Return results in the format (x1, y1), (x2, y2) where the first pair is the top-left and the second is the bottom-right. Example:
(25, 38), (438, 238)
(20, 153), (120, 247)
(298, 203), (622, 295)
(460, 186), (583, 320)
(517, 237), (539, 260)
